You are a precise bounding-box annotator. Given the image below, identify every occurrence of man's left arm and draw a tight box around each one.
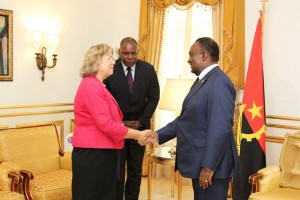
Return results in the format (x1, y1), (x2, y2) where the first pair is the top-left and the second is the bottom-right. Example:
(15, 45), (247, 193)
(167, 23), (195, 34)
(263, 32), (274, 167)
(138, 66), (160, 128)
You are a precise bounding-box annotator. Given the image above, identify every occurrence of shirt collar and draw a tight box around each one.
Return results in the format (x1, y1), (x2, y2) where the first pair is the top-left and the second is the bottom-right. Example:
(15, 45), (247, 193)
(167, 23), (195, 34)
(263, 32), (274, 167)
(198, 63), (218, 80)
(121, 61), (136, 73)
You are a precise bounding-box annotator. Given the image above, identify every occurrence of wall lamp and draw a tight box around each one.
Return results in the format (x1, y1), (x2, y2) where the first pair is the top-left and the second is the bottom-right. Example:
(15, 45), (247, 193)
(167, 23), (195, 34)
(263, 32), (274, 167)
(32, 32), (59, 81)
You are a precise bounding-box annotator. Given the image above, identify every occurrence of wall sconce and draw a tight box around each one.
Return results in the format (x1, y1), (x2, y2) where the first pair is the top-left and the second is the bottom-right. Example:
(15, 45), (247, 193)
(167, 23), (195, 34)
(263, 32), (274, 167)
(32, 32), (59, 81)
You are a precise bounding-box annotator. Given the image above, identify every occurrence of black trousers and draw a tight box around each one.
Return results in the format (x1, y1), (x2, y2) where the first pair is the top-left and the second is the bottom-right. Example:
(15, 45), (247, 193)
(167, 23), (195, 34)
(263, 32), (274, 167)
(72, 147), (118, 200)
(117, 139), (145, 200)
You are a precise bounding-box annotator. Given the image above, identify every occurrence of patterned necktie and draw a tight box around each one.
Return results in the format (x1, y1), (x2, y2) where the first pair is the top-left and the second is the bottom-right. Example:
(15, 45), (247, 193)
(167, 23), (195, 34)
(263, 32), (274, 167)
(126, 67), (133, 93)
(190, 77), (199, 90)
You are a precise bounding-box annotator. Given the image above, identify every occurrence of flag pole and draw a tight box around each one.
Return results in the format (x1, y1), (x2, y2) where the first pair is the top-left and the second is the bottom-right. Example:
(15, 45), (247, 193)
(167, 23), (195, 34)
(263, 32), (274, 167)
(260, 0), (268, 120)
(260, 0), (268, 45)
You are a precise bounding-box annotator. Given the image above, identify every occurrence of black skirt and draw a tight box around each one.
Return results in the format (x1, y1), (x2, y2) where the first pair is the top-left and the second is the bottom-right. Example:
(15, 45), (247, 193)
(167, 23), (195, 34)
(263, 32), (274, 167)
(72, 147), (119, 200)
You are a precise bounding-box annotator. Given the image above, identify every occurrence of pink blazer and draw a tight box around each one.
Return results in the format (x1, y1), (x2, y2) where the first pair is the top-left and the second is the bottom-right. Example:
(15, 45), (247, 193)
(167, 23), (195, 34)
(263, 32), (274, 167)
(72, 76), (128, 149)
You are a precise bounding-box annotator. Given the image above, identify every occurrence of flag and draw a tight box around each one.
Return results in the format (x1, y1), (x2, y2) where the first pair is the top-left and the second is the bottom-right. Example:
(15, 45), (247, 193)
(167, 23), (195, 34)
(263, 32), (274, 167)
(233, 13), (266, 200)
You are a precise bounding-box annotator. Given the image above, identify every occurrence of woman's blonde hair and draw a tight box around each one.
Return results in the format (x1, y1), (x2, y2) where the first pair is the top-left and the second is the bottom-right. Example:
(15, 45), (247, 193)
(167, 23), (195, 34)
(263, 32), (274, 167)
(80, 44), (113, 77)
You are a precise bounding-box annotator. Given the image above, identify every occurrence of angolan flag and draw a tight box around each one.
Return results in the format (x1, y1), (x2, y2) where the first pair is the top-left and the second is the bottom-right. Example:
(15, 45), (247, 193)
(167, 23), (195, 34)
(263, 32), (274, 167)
(232, 12), (266, 200)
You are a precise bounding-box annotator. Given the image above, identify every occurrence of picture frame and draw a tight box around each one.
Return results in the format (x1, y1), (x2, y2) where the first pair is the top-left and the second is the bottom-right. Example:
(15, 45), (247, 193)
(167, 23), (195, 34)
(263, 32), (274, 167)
(0, 9), (13, 81)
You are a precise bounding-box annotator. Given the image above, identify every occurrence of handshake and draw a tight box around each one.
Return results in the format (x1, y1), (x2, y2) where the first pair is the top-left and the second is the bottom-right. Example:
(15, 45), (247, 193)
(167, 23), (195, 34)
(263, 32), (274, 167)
(137, 129), (158, 146)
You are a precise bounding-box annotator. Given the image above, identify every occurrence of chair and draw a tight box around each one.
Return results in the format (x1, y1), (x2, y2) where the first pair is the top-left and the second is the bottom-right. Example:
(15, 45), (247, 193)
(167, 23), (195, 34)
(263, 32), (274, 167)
(249, 132), (300, 200)
(0, 165), (24, 200)
(0, 124), (72, 200)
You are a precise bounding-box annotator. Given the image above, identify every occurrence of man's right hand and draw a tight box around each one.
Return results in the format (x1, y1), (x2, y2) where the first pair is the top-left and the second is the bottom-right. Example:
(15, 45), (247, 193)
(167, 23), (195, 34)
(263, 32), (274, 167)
(123, 120), (141, 129)
(138, 130), (158, 146)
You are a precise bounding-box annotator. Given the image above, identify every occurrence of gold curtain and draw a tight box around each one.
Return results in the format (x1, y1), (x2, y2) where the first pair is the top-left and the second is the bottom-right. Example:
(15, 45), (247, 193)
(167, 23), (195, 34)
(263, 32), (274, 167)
(212, 1), (223, 70)
(222, 0), (245, 89)
(150, 0), (219, 8)
(139, 0), (165, 176)
(138, 0), (165, 72)
(138, 0), (244, 88)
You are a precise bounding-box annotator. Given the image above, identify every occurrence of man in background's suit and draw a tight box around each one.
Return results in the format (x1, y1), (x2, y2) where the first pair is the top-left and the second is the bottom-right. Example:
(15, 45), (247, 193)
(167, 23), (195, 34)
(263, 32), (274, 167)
(156, 37), (239, 200)
(104, 37), (160, 200)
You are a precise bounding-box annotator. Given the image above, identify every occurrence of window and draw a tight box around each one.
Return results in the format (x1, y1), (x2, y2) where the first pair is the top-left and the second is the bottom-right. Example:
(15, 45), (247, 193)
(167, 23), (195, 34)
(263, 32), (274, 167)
(156, 3), (213, 131)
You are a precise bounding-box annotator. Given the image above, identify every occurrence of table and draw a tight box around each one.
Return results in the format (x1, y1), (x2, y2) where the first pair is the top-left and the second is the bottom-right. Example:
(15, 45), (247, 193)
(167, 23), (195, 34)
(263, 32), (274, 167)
(147, 146), (182, 200)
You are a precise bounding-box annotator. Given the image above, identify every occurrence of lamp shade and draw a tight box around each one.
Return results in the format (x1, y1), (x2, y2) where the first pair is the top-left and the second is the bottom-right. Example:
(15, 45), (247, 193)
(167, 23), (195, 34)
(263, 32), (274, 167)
(159, 78), (194, 111)
(31, 32), (42, 53)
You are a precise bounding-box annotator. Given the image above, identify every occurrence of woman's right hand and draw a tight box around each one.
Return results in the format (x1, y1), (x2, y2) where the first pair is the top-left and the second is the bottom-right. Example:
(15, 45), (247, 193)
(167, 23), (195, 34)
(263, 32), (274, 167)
(137, 130), (157, 146)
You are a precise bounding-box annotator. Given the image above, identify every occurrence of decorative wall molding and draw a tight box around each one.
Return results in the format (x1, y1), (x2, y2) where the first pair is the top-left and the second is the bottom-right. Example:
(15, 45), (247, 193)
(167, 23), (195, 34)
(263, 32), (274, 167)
(0, 103), (74, 151)
(265, 115), (300, 143)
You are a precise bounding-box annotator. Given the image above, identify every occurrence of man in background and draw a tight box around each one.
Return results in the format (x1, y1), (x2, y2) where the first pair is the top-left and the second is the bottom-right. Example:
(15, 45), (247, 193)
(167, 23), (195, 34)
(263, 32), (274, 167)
(104, 37), (160, 200)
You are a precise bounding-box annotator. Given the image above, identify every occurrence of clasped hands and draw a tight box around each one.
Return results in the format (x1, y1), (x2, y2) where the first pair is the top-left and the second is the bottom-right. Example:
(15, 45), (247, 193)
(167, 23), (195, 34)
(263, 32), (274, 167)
(137, 130), (158, 146)
(123, 120), (141, 129)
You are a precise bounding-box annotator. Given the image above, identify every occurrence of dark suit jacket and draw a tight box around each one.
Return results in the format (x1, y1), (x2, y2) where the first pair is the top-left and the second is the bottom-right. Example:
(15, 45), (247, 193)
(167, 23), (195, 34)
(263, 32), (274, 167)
(103, 59), (160, 130)
(157, 67), (239, 179)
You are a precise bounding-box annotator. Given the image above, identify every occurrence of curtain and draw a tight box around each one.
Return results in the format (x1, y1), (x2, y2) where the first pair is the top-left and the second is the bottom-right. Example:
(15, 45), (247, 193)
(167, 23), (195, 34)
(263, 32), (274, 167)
(139, 0), (244, 88)
(139, 1), (165, 176)
(138, 0), (164, 72)
(221, 0), (245, 89)
(212, 1), (223, 69)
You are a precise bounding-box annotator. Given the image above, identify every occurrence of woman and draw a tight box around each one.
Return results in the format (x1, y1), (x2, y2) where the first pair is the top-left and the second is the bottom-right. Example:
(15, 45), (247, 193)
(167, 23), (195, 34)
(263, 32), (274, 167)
(72, 44), (151, 200)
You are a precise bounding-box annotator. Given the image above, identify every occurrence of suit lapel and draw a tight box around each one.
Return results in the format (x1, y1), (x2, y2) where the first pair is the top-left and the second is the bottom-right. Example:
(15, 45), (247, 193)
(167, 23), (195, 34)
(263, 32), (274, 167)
(115, 60), (132, 98)
(130, 61), (142, 99)
(180, 67), (220, 116)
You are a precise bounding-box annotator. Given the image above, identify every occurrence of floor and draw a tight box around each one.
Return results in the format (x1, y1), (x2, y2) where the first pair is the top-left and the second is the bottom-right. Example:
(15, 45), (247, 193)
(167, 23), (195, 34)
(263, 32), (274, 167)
(139, 176), (193, 200)
(139, 176), (233, 200)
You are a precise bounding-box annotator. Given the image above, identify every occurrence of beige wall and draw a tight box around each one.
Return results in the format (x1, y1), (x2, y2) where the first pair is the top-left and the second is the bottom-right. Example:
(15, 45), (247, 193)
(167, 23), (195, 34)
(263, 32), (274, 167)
(247, 0), (300, 117)
(0, 0), (140, 105)
(0, 0), (141, 150)
(246, 0), (300, 166)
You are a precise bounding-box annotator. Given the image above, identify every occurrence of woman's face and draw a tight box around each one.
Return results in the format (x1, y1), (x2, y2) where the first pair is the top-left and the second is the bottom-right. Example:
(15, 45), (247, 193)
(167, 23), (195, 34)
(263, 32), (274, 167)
(98, 52), (115, 79)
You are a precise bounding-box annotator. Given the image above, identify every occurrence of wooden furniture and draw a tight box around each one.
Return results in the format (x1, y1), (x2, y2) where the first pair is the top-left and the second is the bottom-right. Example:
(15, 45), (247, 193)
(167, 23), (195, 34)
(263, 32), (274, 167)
(0, 165), (24, 200)
(0, 124), (72, 200)
(147, 146), (182, 200)
(249, 132), (300, 200)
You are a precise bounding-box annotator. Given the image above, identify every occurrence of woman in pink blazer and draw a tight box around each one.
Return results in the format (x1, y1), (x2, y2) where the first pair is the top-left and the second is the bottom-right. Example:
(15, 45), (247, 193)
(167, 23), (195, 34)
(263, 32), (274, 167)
(72, 44), (151, 200)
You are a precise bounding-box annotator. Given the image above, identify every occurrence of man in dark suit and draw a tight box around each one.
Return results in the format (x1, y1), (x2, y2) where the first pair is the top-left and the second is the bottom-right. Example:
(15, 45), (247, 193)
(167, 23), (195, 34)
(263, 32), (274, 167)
(104, 37), (160, 200)
(155, 37), (239, 200)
